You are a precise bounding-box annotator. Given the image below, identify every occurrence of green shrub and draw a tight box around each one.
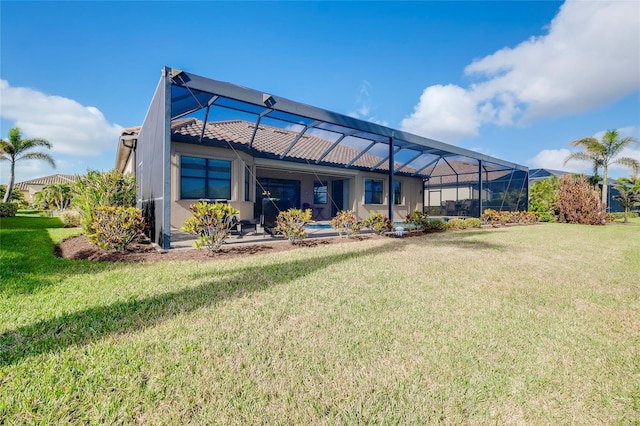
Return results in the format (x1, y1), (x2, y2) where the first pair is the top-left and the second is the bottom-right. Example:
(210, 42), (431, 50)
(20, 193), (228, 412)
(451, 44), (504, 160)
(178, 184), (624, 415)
(404, 210), (429, 230)
(72, 169), (136, 235)
(330, 210), (362, 238)
(446, 218), (468, 230)
(426, 219), (447, 231)
(180, 201), (240, 252)
(465, 217), (482, 228)
(0, 202), (19, 217)
(0, 184), (28, 208)
(89, 206), (145, 252)
(610, 212), (639, 220)
(60, 209), (82, 228)
(481, 209), (501, 225)
(529, 176), (559, 222)
(275, 208), (312, 244)
(362, 212), (393, 235)
(481, 210), (540, 225)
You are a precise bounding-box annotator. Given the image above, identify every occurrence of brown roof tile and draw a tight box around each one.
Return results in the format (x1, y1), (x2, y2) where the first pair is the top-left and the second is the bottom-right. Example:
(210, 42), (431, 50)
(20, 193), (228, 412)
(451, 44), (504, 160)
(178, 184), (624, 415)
(171, 119), (411, 173)
(14, 174), (79, 190)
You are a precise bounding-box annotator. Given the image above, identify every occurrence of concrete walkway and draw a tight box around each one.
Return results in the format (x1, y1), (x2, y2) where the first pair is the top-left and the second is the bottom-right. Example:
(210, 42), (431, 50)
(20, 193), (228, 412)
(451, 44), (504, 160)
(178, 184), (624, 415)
(169, 222), (363, 250)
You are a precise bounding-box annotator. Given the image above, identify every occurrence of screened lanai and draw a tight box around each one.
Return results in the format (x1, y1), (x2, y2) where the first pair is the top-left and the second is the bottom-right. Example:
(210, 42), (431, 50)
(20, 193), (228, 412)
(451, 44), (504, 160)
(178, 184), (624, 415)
(133, 67), (528, 249)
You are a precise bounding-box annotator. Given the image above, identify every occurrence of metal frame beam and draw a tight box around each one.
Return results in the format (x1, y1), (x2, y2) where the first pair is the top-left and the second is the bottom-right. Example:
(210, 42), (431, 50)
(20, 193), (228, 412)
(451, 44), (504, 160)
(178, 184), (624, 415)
(388, 136), (395, 222)
(395, 151), (424, 172)
(413, 156), (442, 176)
(370, 146), (401, 170)
(280, 120), (322, 159)
(346, 140), (377, 167)
(249, 108), (273, 149)
(316, 131), (357, 163)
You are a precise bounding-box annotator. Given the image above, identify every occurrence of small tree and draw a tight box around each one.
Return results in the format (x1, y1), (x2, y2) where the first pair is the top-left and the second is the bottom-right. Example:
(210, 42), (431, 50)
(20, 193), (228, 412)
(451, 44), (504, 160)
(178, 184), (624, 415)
(0, 128), (56, 203)
(529, 176), (559, 222)
(275, 208), (312, 244)
(612, 177), (640, 223)
(556, 174), (606, 225)
(180, 201), (240, 252)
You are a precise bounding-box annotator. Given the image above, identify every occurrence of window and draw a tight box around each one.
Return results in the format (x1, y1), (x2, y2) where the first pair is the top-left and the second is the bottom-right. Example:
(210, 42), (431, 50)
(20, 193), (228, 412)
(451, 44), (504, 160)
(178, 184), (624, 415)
(393, 181), (402, 205)
(313, 181), (327, 204)
(180, 156), (231, 200)
(244, 165), (251, 201)
(364, 178), (383, 204)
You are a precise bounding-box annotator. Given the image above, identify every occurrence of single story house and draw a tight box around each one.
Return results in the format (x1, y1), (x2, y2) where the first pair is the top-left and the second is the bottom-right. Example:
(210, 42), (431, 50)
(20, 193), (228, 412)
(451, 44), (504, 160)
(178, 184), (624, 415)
(117, 67), (528, 249)
(13, 174), (78, 202)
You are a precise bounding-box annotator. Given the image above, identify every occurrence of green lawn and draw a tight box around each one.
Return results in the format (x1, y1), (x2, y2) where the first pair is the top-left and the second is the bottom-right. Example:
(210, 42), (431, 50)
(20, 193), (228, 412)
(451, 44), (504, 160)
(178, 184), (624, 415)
(1, 217), (639, 424)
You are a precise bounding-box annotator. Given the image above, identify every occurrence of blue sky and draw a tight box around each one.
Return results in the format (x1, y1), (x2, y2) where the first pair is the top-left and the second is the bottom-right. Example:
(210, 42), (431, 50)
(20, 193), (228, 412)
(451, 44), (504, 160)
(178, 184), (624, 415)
(1, 1), (639, 184)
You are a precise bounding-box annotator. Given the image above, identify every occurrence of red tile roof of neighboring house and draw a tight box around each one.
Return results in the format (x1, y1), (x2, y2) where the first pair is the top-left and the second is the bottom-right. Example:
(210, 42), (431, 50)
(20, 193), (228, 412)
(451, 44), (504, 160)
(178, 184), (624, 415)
(14, 174), (79, 191)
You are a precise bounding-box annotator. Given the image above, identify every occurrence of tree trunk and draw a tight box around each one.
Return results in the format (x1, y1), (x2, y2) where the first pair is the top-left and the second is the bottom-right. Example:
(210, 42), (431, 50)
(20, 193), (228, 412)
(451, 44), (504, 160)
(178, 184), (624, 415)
(601, 164), (608, 210)
(624, 207), (629, 223)
(2, 161), (15, 203)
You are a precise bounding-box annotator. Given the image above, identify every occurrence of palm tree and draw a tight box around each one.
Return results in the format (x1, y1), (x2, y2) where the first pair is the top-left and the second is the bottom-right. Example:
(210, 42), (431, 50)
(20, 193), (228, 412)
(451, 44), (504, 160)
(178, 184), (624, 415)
(564, 129), (640, 208)
(42, 182), (72, 211)
(0, 127), (55, 203)
(612, 176), (640, 223)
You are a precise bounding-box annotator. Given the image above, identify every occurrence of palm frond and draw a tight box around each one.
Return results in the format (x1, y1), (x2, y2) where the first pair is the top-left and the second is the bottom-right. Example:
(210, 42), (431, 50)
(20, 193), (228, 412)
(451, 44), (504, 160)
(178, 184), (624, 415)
(613, 157), (640, 174)
(20, 138), (54, 151)
(18, 152), (57, 168)
(563, 151), (598, 165)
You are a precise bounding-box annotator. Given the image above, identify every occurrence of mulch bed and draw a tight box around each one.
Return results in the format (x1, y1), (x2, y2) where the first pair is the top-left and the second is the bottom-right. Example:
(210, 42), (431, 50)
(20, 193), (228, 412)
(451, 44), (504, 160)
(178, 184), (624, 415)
(54, 234), (379, 263)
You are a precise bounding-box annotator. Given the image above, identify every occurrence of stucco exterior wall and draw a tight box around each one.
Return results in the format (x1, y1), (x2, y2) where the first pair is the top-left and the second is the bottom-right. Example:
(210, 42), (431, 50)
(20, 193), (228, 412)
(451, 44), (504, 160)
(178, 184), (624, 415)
(169, 141), (424, 229)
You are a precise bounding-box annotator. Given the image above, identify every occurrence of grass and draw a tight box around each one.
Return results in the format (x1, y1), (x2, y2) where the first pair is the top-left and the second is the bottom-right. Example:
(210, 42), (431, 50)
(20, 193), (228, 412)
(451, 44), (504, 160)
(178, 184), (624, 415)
(1, 217), (639, 424)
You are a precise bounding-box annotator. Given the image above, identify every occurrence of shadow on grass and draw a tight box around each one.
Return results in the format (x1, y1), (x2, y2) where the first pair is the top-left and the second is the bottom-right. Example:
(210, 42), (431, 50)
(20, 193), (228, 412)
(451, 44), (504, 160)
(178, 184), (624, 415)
(0, 218), (116, 296)
(0, 242), (395, 366)
(412, 229), (508, 251)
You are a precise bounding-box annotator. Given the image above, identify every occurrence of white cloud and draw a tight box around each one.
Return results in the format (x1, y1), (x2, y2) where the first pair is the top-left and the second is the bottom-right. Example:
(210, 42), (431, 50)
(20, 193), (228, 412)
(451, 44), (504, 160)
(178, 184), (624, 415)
(402, 1), (640, 142)
(526, 148), (591, 173)
(348, 80), (389, 127)
(401, 84), (479, 142)
(0, 80), (122, 156)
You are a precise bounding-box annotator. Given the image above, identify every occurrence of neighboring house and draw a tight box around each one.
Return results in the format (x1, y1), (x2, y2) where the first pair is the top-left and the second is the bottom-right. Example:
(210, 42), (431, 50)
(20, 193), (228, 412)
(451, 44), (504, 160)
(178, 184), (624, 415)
(13, 174), (78, 202)
(118, 67), (528, 249)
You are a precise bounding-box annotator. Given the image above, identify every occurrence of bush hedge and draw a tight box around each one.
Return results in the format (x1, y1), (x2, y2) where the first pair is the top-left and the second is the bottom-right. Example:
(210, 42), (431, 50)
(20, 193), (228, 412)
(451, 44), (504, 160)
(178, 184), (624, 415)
(0, 202), (19, 217)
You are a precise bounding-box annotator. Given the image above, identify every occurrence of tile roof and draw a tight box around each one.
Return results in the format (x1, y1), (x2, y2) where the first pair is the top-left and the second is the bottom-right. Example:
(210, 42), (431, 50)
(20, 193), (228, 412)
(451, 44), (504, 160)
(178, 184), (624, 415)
(169, 118), (414, 173)
(14, 174), (79, 191)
